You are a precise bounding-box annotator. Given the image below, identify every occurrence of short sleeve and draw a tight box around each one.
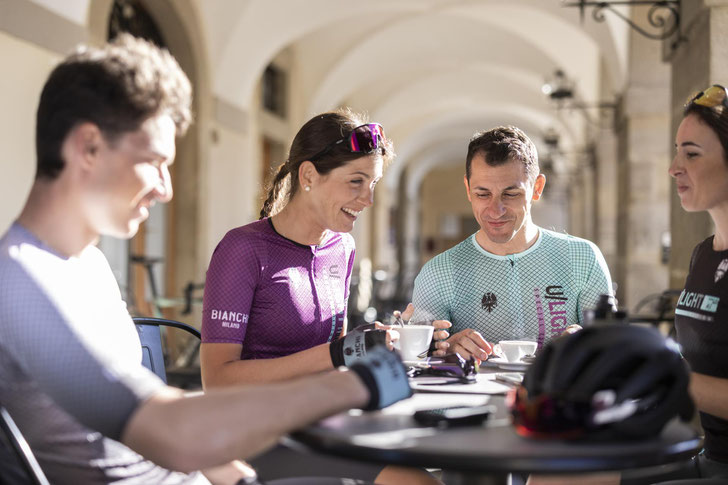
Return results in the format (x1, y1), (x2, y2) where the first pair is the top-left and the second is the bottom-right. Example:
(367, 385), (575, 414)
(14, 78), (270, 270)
(574, 239), (614, 321)
(201, 229), (262, 344)
(411, 252), (454, 324)
(0, 257), (163, 441)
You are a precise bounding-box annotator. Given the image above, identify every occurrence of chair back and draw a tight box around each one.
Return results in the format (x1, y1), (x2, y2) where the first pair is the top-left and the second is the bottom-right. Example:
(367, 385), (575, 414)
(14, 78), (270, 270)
(0, 404), (50, 485)
(133, 317), (201, 383)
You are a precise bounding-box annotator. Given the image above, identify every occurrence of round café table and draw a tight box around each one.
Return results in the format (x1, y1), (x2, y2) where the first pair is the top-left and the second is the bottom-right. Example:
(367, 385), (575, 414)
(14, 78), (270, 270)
(289, 392), (701, 485)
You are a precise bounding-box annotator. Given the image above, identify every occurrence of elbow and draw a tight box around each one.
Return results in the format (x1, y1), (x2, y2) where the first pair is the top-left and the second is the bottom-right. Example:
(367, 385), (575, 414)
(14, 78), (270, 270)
(200, 346), (246, 390)
(200, 369), (219, 390)
(201, 364), (241, 390)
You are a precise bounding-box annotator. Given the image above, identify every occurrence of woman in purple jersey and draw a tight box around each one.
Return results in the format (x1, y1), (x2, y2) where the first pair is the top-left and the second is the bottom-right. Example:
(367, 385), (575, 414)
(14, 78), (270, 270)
(200, 109), (443, 485)
(666, 84), (728, 480)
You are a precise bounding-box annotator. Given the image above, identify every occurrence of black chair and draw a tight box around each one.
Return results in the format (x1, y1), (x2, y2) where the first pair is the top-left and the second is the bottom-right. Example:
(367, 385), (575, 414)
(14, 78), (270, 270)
(0, 404), (50, 485)
(133, 317), (201, 389)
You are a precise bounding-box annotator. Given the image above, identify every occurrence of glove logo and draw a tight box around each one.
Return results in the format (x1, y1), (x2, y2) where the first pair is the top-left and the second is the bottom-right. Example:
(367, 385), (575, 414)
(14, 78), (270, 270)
(481, 292), (497, 313)
(345, 348), (353, 356)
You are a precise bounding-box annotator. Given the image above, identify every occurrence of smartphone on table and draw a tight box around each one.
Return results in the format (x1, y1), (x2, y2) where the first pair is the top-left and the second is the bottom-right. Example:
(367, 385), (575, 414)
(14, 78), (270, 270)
(413, 404), (493, 427)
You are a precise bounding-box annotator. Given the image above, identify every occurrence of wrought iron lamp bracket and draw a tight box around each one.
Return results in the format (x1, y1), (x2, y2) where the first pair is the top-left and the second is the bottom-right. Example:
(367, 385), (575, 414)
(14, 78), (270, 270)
(563, 1), (681, 41)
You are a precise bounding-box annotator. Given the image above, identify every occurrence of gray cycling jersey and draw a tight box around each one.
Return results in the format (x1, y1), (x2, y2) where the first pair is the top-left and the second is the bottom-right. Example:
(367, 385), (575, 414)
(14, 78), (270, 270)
(0, 222), (207, 484)
(412, 229), (613, 347)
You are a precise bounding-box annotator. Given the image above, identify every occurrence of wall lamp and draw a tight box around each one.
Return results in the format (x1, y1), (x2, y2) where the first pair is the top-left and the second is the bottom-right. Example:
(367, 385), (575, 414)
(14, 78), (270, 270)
(562, 1), (682, 42)
(542, 69), (618, 129)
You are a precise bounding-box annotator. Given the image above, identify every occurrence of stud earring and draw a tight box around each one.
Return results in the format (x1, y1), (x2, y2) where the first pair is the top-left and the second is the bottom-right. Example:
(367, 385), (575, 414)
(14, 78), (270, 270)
(304, 186), (311, 192)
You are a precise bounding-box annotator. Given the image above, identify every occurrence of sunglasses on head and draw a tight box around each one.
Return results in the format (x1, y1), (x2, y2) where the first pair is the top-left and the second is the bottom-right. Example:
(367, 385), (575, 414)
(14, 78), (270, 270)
(687, 84), (728, 109)
(309, 123), (387, 161)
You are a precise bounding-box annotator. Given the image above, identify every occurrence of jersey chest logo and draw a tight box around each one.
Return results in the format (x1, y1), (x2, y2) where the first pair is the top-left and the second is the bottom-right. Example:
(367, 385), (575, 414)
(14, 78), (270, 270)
(716, 258), (728, 283)
(481, 292), (498, 313)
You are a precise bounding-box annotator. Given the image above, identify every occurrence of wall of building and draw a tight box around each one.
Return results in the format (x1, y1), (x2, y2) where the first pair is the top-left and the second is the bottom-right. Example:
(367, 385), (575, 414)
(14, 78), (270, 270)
(0, 30), (58, 233)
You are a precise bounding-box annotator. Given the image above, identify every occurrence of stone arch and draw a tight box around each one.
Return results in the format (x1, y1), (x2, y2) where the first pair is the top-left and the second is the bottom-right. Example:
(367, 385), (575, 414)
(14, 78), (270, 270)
(88, 0), (209, 318)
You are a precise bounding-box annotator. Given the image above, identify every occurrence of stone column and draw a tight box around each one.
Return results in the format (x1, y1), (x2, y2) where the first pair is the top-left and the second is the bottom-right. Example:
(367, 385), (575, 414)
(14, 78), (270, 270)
(616, 12), (672, 308)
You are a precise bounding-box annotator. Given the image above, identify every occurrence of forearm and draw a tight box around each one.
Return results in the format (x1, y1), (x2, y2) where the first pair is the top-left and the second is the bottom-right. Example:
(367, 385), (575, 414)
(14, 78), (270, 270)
(124, 369), (369, 473)
(202, 343), (333, 388)
(689, 371), (728, 420)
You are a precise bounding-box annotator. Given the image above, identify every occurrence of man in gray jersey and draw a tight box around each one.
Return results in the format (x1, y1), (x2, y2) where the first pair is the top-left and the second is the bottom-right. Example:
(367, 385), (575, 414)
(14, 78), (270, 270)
(412, 126), (613, 362)
(0, 34), (411, 485)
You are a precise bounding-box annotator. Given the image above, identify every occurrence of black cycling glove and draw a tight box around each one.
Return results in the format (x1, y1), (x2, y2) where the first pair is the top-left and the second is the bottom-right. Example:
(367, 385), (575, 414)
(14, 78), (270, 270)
(329, 323), (388, 367)
(348, 346), (412, 410)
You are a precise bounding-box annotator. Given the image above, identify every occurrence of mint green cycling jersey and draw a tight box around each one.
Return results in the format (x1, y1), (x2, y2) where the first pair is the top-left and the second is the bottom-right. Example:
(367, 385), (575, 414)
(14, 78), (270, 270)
(411, 228), (613, 347)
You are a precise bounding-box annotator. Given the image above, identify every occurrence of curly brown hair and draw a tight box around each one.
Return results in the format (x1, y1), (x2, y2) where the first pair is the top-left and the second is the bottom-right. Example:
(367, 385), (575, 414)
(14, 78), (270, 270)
(35, 33), (192, 179)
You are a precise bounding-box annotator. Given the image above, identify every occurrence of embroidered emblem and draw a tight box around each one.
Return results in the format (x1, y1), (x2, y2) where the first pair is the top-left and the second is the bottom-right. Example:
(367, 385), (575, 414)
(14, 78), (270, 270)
(481, 292), (498, 313)
(716, 259), (728, 283)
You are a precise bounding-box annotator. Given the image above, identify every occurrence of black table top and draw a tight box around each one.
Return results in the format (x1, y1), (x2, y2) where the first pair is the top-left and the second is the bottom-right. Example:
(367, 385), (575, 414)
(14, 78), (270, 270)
(290, 394), (702, 475)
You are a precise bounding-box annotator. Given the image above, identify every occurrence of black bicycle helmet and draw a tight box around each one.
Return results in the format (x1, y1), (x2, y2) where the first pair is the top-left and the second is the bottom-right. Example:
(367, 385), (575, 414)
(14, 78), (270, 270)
(510, 324), (694, 440)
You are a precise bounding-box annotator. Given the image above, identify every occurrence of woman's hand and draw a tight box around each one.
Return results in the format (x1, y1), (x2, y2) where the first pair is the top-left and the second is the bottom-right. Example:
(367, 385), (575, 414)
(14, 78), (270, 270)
(373, 321), (399, 351)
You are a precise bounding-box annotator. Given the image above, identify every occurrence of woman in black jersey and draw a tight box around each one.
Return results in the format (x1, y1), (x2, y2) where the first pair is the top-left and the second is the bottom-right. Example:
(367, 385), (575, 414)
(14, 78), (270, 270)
(670, 84), (728, 479)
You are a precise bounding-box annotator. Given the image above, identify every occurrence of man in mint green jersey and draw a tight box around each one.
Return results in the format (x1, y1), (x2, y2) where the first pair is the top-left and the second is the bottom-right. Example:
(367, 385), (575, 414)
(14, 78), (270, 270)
(411, 125), (613, 362)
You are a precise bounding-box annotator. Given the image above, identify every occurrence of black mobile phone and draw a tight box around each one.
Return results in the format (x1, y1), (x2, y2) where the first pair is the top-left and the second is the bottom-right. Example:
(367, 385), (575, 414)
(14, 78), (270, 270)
(413, 405), (493, 427)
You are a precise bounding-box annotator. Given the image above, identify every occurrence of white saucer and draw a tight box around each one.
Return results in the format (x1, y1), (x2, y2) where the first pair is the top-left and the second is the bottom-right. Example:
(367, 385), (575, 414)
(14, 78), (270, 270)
(485, 357), (530, 372)
(403, 358), (444, 366)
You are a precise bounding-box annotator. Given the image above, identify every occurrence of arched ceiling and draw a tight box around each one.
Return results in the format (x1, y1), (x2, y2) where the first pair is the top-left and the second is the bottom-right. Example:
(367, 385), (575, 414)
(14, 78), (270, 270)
(35, 0), (628, 181)
(195, 0), (630, 193)
(391, 107), (570, 196)
(48, 0), (630, 199)
(206, 0), (626, 110)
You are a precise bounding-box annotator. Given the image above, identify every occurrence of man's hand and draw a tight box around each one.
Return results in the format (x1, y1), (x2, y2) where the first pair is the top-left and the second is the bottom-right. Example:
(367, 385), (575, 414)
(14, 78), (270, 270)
(439, 329), (493, 362)
(562, 324), (582, 335)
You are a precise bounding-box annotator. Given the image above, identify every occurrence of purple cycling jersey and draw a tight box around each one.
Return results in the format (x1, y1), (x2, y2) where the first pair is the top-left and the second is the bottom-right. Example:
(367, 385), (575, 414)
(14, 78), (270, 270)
(201, 218), (355, 359)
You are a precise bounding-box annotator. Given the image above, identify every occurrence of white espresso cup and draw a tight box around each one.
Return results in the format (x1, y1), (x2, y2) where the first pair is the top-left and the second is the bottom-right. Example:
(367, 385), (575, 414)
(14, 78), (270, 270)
(393, 325), (435, 361)
(498, 340), (537, 363)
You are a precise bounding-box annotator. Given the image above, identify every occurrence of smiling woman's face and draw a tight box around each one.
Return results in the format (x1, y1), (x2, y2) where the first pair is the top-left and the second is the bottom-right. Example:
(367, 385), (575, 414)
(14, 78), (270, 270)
(669, 113), (728, 213)
(308, 154), (383, 234)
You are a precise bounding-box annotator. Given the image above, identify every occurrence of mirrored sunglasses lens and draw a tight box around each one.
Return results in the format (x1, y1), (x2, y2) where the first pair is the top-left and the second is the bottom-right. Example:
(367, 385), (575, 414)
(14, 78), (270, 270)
(350, 124), (385, 153)
(371, 124), (385, 142)
(353, 126), (375, 152)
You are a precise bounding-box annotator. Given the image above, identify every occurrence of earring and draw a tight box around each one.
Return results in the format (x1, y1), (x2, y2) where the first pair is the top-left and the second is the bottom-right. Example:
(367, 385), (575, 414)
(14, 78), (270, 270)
(304, 186), (311, 192)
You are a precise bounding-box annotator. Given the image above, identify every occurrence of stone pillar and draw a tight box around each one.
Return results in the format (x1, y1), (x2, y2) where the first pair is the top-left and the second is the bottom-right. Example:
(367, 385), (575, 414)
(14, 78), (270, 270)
(667, 0), (728, 289)
(616, 13), (672, 308)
